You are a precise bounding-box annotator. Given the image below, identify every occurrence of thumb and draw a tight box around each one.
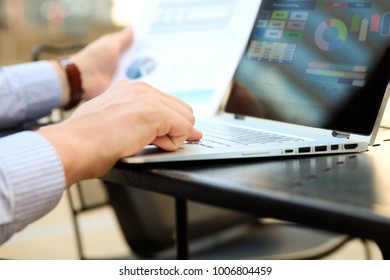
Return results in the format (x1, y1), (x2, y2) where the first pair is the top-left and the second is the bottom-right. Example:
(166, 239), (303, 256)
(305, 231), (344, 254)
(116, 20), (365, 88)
(187, 128), (203, 141)
(117, 26), (133, 53)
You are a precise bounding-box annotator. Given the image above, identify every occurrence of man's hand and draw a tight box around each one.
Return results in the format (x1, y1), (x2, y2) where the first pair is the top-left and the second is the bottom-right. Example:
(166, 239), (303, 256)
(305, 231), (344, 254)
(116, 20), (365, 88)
(38, 81), (203, 188)
(72, 27), (133, 100)
(53, 27), (133, 106)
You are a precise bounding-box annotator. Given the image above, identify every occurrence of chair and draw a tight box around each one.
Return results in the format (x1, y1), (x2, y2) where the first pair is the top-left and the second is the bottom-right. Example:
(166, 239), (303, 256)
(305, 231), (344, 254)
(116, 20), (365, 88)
(106, 182), (260, 258)
(31, 43), (86, 62)
(105, 182), (359, 260)
(65, 179), (113, 259)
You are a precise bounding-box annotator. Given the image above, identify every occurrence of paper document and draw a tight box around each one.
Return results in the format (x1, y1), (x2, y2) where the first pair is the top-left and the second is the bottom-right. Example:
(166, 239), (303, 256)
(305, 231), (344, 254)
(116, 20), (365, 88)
(113, 0), (261, 117)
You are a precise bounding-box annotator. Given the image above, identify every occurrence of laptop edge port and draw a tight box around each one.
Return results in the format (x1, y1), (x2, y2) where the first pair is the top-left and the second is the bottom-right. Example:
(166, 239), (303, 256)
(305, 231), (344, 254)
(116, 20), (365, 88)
(315, 146), (327, 152)
(344, 143), (358, 150)
(298, 147), (311, 153)
(330, 145), (339, 151)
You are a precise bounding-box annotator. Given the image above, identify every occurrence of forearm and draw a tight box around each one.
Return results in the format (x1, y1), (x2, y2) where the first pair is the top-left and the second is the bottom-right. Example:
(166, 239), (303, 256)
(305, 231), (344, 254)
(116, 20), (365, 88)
(0, 132), (65, 245)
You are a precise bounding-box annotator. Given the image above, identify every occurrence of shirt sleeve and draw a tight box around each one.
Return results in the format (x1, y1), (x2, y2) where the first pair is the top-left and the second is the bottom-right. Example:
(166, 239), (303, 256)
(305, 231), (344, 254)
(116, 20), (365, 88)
(0, 131), (65, 245)
(0, 61), (62, 129)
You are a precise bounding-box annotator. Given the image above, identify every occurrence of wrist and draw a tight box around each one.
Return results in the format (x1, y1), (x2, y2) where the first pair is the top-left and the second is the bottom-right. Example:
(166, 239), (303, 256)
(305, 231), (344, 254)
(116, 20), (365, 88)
(51, 60), (70, 106)
(56, 57), (84, 110)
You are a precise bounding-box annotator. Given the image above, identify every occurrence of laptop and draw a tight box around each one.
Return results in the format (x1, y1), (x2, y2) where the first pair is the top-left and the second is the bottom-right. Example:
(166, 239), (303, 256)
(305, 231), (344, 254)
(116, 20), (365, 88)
(122, 0), (390, 164)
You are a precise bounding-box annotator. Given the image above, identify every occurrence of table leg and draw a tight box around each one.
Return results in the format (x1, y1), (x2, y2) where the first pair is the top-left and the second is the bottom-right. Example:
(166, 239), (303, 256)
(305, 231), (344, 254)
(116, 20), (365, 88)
(175, 197), (189, 260)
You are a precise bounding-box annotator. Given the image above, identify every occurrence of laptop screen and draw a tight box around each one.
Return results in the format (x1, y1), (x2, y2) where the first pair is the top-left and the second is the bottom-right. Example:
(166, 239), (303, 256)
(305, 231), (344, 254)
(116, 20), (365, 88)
(226, 0), (390, 135)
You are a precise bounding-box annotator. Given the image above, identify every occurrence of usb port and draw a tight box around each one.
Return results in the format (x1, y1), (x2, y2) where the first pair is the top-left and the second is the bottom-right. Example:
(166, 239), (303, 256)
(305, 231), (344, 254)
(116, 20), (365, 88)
(344, 143), (358, 150)
(284, 149), (294, 154)
(298, 147), (311, 153)
(315, 146), (327, 152)
(331, 145), (339, 151)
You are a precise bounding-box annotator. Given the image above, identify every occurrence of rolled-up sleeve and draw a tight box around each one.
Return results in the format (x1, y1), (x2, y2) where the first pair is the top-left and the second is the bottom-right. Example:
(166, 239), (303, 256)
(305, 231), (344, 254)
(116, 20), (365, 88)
(0, 131), (65, 245)
(0, 61), (61, 129)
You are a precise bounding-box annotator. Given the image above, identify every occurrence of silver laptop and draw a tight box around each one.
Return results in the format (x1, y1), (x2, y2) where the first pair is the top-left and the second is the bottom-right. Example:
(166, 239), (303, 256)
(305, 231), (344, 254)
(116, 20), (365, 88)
(122, 0), (390, 164)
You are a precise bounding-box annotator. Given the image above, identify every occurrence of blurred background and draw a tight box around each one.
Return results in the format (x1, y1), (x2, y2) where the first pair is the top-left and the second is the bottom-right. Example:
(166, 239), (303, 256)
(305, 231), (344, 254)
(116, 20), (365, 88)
(0, 0), (144, 64)
(0, 0), (385, 260)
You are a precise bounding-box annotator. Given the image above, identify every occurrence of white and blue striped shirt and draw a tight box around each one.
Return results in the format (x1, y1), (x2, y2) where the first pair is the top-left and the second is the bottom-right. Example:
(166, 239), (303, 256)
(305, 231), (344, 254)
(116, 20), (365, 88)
(0, 61), (65, 244)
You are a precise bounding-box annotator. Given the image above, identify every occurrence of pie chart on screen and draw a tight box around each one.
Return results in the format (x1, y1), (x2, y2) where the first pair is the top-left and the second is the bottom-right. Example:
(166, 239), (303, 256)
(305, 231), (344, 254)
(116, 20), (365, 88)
(126, 57), (157, 79)
(314, 19), (347, 51)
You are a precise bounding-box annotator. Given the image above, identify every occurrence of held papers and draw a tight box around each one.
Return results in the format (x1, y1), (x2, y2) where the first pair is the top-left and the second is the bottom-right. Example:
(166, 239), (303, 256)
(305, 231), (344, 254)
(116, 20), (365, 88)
(113, 0), (261, 117)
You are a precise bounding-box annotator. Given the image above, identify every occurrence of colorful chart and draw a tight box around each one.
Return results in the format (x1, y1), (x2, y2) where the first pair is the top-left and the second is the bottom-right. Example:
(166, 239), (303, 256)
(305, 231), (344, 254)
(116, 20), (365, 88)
(246, 41), (296, 64)
(381, 12), (390, 36)
(305, 61), (367, 87)
(126, 57), (156, 80)
(314, 19), (347, 51)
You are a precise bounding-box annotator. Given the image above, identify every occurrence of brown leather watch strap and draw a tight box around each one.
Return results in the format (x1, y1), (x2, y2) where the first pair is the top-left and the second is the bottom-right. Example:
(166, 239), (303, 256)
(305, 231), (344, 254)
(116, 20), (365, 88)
(57, 57), (84, 110)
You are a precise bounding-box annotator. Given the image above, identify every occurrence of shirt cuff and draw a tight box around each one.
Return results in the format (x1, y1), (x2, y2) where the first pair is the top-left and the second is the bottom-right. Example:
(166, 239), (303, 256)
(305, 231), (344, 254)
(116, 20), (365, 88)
(3, 61), (62, 122)
(0, 131), (65, 244)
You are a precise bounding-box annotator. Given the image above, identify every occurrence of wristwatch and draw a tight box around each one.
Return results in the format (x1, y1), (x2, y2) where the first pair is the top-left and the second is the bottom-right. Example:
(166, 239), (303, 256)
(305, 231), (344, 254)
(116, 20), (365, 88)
(57, 57), (84, 110)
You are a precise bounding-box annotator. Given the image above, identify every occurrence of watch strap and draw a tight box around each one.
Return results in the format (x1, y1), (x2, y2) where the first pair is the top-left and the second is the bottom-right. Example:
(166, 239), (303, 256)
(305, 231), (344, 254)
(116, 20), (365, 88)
(57, 57), (84, 110)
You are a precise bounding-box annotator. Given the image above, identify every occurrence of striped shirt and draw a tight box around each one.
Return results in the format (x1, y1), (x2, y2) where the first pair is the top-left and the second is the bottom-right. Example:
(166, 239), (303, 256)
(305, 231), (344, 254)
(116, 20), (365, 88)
(0, 61), (65, 244)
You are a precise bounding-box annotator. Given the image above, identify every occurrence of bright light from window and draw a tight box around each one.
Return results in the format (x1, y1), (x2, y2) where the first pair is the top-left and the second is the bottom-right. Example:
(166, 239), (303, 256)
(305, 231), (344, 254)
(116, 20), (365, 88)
(111, 0), (144, 26)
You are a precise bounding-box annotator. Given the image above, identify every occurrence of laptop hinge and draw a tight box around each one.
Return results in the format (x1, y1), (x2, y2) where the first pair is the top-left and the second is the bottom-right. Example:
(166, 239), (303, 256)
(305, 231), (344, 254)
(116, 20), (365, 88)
(332, 130), (350, 139)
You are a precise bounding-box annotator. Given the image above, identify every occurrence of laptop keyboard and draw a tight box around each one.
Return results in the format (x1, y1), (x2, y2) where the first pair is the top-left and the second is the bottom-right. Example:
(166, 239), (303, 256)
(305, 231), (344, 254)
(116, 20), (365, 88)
(189, 122), (304, 148)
